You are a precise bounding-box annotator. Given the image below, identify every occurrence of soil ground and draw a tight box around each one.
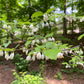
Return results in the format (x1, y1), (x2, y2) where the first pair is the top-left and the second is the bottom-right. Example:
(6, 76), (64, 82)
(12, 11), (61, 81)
(0, 60), (84, 84)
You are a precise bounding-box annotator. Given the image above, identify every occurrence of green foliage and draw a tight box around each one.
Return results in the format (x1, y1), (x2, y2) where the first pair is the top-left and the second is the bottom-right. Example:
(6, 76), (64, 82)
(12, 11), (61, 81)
(11, 70), (46, 84)
(54, 72), (62, 80)
(12, 54), (29, 72)
(78, 34), (84, 40)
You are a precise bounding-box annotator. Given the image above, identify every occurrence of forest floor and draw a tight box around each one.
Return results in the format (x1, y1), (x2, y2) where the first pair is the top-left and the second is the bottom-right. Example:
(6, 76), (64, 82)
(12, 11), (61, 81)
(0, 33), (84, 84)
(0, 60), (84, 84)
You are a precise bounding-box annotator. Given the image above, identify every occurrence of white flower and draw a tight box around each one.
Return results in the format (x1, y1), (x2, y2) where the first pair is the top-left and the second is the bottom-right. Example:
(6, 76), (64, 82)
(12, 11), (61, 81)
(50, 22), (54, 26)
(31, 56), (35, 61)
(41, 54), (45, 60)
(57, 53), (64, 59)
(65, 64), (71, 68)
(80, 50), (83, 54)
(22, 48), (26, 53)
(32, 28), (38, 32)
(25, 50), (28, 55)
(33, 52), (37, 56)
(46, 22), (49, 26)
(42, 23), (45, 28)
(22, 25), (26, 29)
(5, 52), (10, 60)
(76, 62), (84, 67)
(64, 51), (68, 54)
(43, 14), (48, 22)
(42, 39), (47, 43)
(8, 25), (11, 30)
(80, 17), (84, 22)
(31, 40), (35, 45)
(37, 52), (41, 60)
(3, 24), (7, 28)
(48, 38), (52, 41)
(45, 56), (49, 60)
(9, 52), (14, 59)
(15, 31), (21, 36)
(0, 51), (3, 56)
(36, 40), (40, 44)
(28, 32), (34, 36)
(51, 37), (55, 41)
(30, 24), (34, 29)
(26, 56), (31, 61)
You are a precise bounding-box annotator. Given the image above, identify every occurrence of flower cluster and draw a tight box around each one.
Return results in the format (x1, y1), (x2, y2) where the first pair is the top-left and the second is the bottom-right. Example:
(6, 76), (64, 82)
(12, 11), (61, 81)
(26, 52), (49, 61)
(14, 31), (21, 36)
(57, 53), (64, 59)
(3, 24), (12, 30)
(5, 51), (14, 60)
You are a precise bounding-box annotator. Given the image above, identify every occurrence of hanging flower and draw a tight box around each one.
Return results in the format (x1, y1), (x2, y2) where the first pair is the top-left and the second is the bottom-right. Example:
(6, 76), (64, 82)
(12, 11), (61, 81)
(65, 64), (71, 68)
(0, 51), (3, 56)
(9, 52), (14, 60)
(14, 31), (21, 36)
(5, 52), (10, 60)
(31, 56), (35, 61)
(26, 56), (31, 61)
(37, 52), (41, 60)
(46, 22), (49, 26)
(30, 24), (34, 29)
(41, 54), (45, 60)
(48, 38), (52, 41)
(31, 40), (36, 45)
(43, 13), (48, 22)
(51, 37), (55, 41)
(8, 25), (12, 30)
(22, 25), (26, 29)
(26, 50), (28, 55)
(50, 22), (54, 26)
(42, 39), (47, 43)
(33, 52), (37, 56)
(76, 62), (84, 67)
(36, 40), (40, 44)
(3, 24), (7, 28)
(57, 53), (64, 59)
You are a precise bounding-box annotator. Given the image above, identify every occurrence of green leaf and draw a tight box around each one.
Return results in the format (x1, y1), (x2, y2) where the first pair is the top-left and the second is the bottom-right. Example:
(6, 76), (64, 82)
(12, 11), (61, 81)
(25, 41), (31, 47)
(31, 11), (43, 18)
(78, 34), (84, 40)
(43, 48), (62, 60)
(3, 41), (11, 48)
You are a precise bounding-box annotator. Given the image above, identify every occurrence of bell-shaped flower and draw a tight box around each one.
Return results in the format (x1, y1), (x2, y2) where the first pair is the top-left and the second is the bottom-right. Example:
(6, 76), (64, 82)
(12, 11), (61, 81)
(57, 53), (64, 59)
(30, 24), (34, 29)
(50, 22), (54, 26)
(26, 56), (31, 61)
(9, 52), (14, 60)
(65, 64), (71, 68)
(48, 38), (52, 41)
(0, 51), (3, 56)
(37, 52), (41, 60)
(31, 56), (35, 61)
(8, 25), (12, 30)
(36, 40), (40, 44)
(43, 13), (48, 22)
(33, 52), (37, 56)
(26, 50), (28, 55)
(51, 37), (55, 41)
(31, 40), (35, 45)
(5, 52), (10, 60)
(41, 54), (45, 60)
(14, 31), (21, 36)
(42, 39), (47, 44)
(3, 24), (7, 28)
(22, 25), (26, 29)
(46, 22), (49, 26)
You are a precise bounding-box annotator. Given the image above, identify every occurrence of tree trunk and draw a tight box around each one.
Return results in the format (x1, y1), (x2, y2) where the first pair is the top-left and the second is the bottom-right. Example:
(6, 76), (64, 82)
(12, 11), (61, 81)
(28, 0), (31, 20)
(72, 0), (74, 35)
(6, 0), (10, 22)
(63, 0), (67, 36)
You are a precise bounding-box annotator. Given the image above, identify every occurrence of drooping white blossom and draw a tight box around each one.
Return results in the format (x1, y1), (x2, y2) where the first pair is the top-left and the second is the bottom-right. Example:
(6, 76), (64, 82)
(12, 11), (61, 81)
(51, 37), (55, 41)
(45, 56), (49, 60)
(41, 54), (45, 60)
(65, 64), (71, 68)
(50, 22), (54, 26)
(48, 38), (52, 41)
(5, 52), (10, 60)
(9, 52), (14, 59)
(36, 40), (40, 44)
(33, 52), (37, 56)
(31, 56), (35, 61)
(46, 22), (49, 26)
(22, 25), (26, 29)
(0, 51), (3, 56)
(76, 62), (84, 67)
(42, 39), (47, 43)
(43, 13), (48, 22)
(25, 50), (28, 55)
(30, 24), (34, 29)
(28, 32), (34, 36)
(26, 56), (31, 61)
(31, 40), (36, 45)
(8, 25), (12, 30)
(3, 24), (7, 28)
(37, 52), (42, 60)
(14, 31), (21, 36)
(57, 53), (64, 59)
